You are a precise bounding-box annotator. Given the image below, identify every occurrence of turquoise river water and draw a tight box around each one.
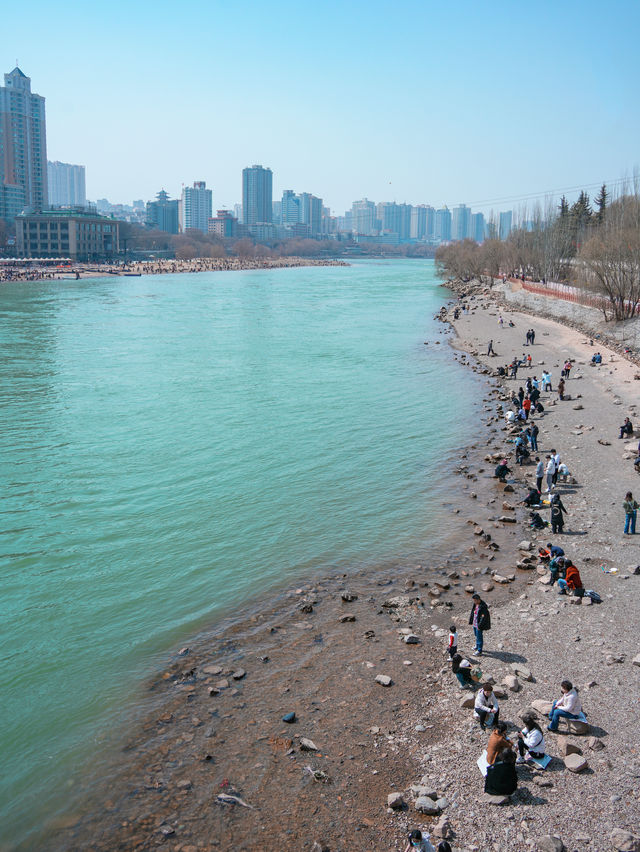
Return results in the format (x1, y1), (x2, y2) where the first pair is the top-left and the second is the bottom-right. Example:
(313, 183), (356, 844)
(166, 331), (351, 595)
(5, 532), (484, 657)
(0, 259), (480, 846)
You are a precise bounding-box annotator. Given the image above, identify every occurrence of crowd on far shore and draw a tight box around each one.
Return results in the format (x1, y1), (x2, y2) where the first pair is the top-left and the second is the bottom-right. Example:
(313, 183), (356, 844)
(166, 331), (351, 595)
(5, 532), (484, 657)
(0, 256), (348, 284)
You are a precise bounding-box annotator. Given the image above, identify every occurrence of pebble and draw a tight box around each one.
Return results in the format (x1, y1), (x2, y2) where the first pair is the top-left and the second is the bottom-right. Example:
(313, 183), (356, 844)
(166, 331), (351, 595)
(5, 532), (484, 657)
(375, 675), (393, 687)
(299, 737), (318, 752)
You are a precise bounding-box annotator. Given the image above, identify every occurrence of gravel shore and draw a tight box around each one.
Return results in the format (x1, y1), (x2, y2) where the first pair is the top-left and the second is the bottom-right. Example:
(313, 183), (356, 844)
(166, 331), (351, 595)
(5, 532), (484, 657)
(48, 289), (640, 852)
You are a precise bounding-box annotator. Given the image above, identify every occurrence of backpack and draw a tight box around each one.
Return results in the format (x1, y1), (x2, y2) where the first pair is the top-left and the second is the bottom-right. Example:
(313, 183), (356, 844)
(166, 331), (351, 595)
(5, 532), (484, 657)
(585, 590), (602, 603)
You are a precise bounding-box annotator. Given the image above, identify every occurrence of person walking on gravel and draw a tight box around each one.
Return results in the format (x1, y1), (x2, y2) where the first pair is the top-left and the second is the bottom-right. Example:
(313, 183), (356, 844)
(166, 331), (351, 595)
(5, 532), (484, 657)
(469, 594), (491, 655)
(624, 491), (639, 535)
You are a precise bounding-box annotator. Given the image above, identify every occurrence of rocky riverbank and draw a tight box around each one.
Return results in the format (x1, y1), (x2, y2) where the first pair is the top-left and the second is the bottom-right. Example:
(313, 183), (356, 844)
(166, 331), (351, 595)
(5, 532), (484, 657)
(47, 290), (640, 852)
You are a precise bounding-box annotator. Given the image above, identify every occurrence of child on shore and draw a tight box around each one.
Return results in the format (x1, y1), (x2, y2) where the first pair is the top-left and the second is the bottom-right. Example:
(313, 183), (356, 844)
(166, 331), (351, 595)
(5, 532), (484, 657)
(447, 625), (458, 658)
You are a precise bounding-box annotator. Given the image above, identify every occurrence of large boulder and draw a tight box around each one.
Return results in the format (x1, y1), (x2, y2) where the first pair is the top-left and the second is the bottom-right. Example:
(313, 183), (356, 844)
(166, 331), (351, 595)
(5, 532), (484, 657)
(387, 792), (405, 809)
(610, 829), (640, 852)
(530, 699), (553, 716)
(511, 663), (534, 681)
(415, 796), (440, 815)
(536, 837), (565, 852)
(502, 674), (521, 692)
(564, 753), (589, 773)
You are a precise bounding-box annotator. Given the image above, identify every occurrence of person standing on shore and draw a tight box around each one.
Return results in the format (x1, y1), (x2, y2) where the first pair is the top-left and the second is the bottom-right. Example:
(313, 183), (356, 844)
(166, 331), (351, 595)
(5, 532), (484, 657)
(487, 339), (495, 356)
(545, 455), (556, 493)
(447, 624), (458, 657)
(551, 449), (561, 486)
(469, 594), (491, 655)
(535, 456), (544, 493)
(557, 378), (566, 400)
(623, 491), (638, 535)
(530, 328), (536, 344)
(530, 421), (539, 451)
(550, 493), (568, 534)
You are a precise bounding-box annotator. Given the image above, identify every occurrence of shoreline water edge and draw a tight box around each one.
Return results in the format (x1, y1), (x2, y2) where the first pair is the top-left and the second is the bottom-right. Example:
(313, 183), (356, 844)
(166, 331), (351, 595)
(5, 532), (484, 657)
(0, 257), (349, 284)
(22, 276), (640, 851)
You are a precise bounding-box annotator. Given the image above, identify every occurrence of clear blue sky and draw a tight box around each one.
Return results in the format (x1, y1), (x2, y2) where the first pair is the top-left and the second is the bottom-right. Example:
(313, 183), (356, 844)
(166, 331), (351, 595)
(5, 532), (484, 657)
(6, 0), (639, 215)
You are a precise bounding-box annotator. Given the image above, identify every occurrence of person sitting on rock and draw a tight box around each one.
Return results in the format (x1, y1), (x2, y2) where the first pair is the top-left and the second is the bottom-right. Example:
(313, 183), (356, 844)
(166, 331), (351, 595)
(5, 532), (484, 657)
(451, 653), (474, 689)
(494, 460), (511, 482)
(619, 417), (634, 439)
(516, 713), (546, 763)
(484, 747), (518, 797)
(487, 721), (513, 765)
(474, 683), (500, 730)
(403, 829), (436, 852)
(548, 680), (582, 731)
(557, 560), (583, 595)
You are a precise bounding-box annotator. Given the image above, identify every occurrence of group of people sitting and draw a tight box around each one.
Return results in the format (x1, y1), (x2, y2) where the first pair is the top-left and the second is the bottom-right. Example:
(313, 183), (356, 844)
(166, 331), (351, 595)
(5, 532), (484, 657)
(471, 678), (585, 797)
(538, 543), (601, 600)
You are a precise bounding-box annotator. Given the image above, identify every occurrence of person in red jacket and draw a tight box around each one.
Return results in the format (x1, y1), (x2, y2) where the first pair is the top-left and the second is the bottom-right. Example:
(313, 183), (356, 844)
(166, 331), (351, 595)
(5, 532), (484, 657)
(557, 560), (583, 595)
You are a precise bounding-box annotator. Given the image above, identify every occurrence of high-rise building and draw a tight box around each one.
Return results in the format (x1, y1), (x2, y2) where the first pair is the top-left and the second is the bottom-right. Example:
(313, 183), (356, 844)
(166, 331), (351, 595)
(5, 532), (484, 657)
(281, 190), (300, 224)
(47, 161), (86, 207)
(499, 210), (513, 240)
(242, 165), (272, 224)
(471, 212), (486, 243)
(410, 205), (427, 240)
(452, 204), (472, 241)
(435, 207), (452, 243)
(180, 181), (212, 232)
(351, 199), (376, 236)
(299, 192), (323, 236)
(0, 67), (48, 221)
(146, 189), (180, 234)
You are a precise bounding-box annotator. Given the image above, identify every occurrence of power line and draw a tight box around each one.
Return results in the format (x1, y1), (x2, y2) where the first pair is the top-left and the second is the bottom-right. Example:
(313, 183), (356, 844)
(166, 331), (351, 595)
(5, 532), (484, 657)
(453, 176), (631, 211)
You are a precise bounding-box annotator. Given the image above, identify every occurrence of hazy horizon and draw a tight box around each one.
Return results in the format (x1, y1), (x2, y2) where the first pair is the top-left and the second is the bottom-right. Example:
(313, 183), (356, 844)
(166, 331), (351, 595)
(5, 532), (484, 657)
(6, 0), (639, 216)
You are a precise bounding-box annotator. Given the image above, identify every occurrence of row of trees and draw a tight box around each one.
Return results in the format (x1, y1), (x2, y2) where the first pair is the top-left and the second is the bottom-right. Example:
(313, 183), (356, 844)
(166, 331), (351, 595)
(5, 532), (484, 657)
(117, 222), (438, 261)
(436, 183), (640, 320)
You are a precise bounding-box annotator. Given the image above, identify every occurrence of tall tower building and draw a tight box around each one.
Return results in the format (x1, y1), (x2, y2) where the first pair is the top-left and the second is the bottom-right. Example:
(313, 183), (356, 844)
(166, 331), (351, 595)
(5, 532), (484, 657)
(281, 189), (300, 224)
(299, 192), (323, 236)
(452, 204), (472, 241)
(0, 67), (48, 221)
(47, 161), (86, 207)
(180, 181), (212, 232)
(499, 210), (513, 240)
(242, 165), (272, 224)
(435, 207), (452, 243)
(351, 199), (376, 235)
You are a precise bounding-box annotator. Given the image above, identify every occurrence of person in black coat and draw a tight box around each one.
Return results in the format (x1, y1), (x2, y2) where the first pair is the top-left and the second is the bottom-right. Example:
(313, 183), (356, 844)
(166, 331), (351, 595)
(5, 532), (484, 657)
(469, 594), (491, 655)
(484, 748), (518, 796)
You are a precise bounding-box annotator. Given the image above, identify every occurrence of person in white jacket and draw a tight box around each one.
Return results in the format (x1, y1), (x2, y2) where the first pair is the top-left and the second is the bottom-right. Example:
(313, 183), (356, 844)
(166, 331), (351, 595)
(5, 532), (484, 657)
(548, 680), (582, 731)
(545, 455), (556, 493)
(516, 713), (546, 762)
(474, 683), (500, 729)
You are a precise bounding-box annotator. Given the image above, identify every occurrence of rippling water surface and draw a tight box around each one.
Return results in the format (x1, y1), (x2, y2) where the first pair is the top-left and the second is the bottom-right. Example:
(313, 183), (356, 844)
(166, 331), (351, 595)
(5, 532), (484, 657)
(0, 259), (479, 844)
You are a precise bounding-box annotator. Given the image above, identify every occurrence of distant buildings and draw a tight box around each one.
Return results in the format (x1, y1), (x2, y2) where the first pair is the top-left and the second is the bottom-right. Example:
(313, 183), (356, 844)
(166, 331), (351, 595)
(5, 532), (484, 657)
(208, 209), (238, 238)
(351, 199), (376, 236)
(15, 207), (119, 260)
(0, 67), (48, 221)
(242, 165), (272, 225)
(499, 210), (513, 240)
(47, 161), (86, 207)
(435, 207), (452, 243)
(180, 181), (212, 233)
(146, 189), (179, 234)
(281, 189), (300, 224)
(452, 204), (471, 241)
(471, 212), (486, 243)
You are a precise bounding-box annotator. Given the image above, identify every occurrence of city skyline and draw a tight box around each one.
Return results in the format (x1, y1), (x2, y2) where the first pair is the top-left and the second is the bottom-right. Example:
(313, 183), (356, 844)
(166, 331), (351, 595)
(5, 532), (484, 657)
(3, 0), (637, 216)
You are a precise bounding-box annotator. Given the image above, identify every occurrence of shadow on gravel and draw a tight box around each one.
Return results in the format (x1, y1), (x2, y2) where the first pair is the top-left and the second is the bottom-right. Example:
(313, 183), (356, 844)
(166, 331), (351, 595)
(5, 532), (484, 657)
(481, 650), (528, 663)
(561, 530), (588, 536)
(512, 787), (547, 806)
(587, 724), (608, 738)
